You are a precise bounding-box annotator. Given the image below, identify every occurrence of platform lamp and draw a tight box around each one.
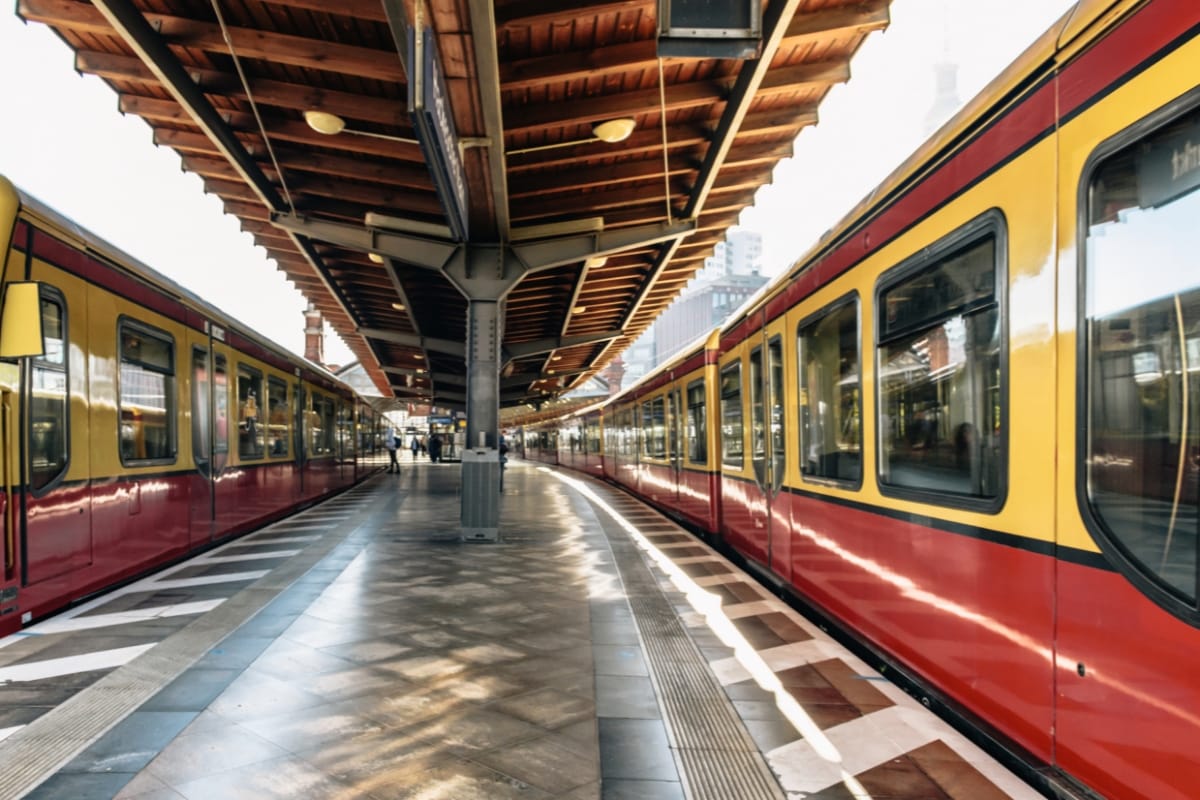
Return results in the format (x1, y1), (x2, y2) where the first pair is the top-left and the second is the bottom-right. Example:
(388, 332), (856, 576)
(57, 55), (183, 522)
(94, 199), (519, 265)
(507, 117), (637, 156)
(303, 110), (420, 145)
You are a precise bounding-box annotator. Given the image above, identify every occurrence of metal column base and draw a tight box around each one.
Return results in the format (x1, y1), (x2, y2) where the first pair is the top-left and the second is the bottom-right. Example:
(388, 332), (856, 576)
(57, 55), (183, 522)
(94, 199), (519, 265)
(460, 449), (501, 542)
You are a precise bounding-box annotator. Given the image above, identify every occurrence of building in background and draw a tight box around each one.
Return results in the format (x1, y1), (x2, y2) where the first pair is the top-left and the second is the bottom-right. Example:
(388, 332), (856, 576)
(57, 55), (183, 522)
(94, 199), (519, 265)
(619, 230), (768, 380)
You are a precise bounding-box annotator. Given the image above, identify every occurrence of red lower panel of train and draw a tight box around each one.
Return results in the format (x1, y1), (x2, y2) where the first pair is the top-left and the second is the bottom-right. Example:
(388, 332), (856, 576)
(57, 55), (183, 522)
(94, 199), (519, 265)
(0, 461), (360, 637)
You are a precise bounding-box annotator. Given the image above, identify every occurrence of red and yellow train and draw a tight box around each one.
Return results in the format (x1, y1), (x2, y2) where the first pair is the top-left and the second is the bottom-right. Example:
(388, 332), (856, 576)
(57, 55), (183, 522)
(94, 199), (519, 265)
(518, 1), (1200, 797)
(0, 177), (385, 638)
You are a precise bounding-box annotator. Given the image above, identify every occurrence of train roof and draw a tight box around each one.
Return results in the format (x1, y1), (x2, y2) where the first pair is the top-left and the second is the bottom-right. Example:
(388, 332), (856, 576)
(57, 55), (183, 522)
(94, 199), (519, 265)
(4, 177), (349, 391)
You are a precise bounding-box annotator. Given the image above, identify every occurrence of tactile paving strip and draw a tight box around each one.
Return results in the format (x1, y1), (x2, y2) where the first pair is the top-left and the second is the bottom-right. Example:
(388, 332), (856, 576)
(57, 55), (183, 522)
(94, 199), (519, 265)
(605, 519), (786, 799)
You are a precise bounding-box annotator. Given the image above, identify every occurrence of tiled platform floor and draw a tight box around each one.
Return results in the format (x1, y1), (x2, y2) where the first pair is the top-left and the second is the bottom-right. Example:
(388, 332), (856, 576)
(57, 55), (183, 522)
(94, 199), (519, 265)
(0, 460), (1042, 799)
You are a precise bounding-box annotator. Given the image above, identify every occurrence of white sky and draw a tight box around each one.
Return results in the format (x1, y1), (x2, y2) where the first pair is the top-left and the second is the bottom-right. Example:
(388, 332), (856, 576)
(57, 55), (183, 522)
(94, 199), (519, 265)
(0, 0), (1076, 365)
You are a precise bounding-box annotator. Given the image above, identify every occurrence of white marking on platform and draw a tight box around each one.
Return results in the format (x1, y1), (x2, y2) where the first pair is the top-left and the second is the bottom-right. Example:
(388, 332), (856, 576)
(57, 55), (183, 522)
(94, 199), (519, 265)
(0, 725), (22, 742)
(240, 535), (319, 545)
(192, 550), (300, 563)
(27, 600), (225, 635)
(0, 644), (154, 684)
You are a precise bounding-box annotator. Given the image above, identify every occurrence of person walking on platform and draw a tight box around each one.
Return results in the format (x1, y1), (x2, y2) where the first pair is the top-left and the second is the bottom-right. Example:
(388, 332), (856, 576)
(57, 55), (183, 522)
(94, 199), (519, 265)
(410, 435), (420, 461)
(428, 433), (442, 463)
(384, 427), (400, 473)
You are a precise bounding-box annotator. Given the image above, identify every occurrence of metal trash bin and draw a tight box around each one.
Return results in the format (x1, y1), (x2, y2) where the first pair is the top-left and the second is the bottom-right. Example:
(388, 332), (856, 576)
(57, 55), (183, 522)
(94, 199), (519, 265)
(461, 448), (500, 542)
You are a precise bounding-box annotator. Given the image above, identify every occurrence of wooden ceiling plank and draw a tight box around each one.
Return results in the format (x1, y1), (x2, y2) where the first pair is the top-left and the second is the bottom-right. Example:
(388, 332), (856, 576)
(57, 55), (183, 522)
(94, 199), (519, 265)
(257, 0), (389, 23)
(120, 94), (424, 160)
(504, 79), (723, 135)
(785, 0), (890, 44)
(20, 0), (406, 82)
(501, 39), (657, 92)
(496, 0), (652, 30)
(76, 49), (409, 127)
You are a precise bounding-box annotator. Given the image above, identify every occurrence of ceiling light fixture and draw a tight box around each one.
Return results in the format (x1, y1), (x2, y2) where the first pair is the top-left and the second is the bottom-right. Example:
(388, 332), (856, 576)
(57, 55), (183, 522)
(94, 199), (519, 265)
(506, 118), (636, 157)
(304, 110), (419, 145)
(391, 302), (406, 311)
(368, 253), (385, 264)
(572, 305), (587, 315)
(593, 118), (636, 143)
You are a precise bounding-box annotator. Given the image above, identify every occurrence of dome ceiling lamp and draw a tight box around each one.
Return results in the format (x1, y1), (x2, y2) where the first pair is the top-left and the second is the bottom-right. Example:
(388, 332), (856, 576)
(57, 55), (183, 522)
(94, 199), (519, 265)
(303, 110), (419, 145)
(507, 118), (637, 156)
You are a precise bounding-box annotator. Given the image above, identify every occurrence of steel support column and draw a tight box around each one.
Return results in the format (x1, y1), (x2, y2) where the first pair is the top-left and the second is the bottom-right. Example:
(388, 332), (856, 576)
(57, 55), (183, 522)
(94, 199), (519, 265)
(465, 299), (502, 451)
(444, 246), (524, 541)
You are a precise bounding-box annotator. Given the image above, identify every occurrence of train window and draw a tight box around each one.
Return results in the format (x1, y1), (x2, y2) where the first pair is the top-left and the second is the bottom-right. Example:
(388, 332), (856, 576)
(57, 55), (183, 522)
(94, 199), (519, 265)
(339, 402), (356, 458)
(237, 363), (265, 460)
(309, 393), (335, 456)
(721, 362), (744, 469)
(1083, 104), (1200, 605)
(768, 336), (785, 490)
(644, 397), (666, 458)
(118, 319), (176, 464)
(876, 212), (1005, 507)
(29, 289), (68, 493)
(750, 347), (766, 483)
(587, 418), (601, 454)
(667, 391), (678, 464)
(798, 296), (861, 485)
(191, 348), (210, 469)
(687, 379), (707, 464)
(267, 376), (289, 458)
(214, 354), (228, 456)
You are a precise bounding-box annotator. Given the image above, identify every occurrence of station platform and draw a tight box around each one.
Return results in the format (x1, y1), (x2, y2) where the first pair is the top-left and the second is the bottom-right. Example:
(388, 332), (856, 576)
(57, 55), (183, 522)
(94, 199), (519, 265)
(0, 459), (1041, 800)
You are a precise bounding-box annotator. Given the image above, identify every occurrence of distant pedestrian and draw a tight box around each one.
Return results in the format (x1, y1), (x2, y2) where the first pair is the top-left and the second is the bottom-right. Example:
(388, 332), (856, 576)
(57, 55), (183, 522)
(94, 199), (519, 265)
(428, 433), (442, 463)
(410, 436), (420, 460)
(384, 427), (400, 473)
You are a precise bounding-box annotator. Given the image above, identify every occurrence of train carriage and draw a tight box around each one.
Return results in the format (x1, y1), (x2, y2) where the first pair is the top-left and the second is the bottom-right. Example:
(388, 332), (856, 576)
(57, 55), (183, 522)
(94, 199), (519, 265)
(0, 178), (377, 635)
(603, 330), (722, 533)
(522, 2), (1200, 797)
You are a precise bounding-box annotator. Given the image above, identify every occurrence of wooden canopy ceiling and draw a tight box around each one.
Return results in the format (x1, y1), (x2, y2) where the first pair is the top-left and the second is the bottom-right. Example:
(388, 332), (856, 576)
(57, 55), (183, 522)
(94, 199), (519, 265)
(20, 0), (889, 409)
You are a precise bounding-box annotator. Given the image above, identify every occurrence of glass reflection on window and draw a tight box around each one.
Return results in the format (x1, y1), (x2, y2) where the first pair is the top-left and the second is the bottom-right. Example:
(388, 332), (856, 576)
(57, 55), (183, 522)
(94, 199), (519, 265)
(30, 295), (68, 490)
(721, 363), (743, 468)
(878, 237), (1002, 500)
(1086, 106), (1200, 602)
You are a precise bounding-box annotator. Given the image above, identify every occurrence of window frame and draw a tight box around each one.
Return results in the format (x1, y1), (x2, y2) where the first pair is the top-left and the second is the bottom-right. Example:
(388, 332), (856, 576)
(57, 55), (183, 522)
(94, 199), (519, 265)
(1075, 90), (1200, 623)
(28, 285), (70, 497)
(116, 316), (178, 467)
(796, 292), (863, 490)
(872, 208), (1009, 513)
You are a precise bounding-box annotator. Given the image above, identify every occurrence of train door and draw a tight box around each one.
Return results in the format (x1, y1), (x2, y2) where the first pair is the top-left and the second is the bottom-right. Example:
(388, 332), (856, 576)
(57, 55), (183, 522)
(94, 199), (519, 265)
(22, 283), (91, 585)
(187, 335), (214, 545)
(186, 329), (230, 544)
(764, 321), (789, 581)
(1053, 35), (1200, 798)
(748, 322), (789, 577)
(294, 382), (307, 499)
(667, 386), (683, 507)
